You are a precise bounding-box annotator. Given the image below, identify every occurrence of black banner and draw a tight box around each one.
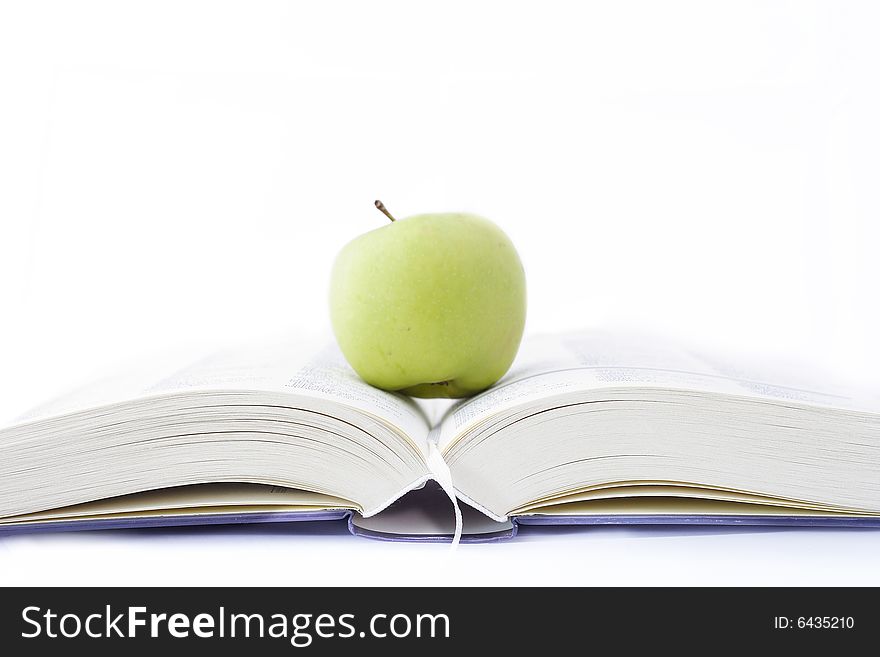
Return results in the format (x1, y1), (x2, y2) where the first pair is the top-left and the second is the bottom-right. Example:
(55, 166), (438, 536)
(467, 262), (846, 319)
(0, 587), (874, 654)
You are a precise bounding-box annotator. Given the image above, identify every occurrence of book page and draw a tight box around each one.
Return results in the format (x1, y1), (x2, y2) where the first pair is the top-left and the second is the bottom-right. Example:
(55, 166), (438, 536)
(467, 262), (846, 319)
(12, 335), (322, 424)
(12, 336), (431, 446)
(521, 496), (880, 517)
(438, 329), (873, 450)
(159, 339), (432, 446)
(0, 483), (355, 524)
(279, 345), (431, 445)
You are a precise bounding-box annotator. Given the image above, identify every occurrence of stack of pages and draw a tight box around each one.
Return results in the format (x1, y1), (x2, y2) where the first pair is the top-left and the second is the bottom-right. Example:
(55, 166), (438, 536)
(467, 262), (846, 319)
(1, 331), (878, 542)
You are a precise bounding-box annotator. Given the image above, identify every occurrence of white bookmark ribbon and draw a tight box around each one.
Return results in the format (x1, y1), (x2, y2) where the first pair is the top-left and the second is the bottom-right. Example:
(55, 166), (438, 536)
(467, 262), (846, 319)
(426, 441), (463, 548)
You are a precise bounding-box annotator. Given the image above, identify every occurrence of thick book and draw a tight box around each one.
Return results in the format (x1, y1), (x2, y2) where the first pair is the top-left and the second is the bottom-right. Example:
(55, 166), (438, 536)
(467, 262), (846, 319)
(2, 330), (879, 543)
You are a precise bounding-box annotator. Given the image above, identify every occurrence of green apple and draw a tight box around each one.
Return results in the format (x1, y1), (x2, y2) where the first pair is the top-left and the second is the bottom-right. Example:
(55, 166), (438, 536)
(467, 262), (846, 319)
(330, 201), (526, 398)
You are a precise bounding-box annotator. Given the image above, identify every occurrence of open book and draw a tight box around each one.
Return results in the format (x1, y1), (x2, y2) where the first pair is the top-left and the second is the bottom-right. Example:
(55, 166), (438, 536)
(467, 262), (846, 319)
(2, 330), (879, 543)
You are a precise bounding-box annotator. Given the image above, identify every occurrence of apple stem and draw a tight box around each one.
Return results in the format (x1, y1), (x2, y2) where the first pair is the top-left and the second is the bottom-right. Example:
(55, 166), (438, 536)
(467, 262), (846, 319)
(374, 200), (396, 222)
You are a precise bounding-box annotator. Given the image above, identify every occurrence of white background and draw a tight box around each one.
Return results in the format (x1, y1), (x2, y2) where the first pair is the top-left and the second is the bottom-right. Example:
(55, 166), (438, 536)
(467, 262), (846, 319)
(2, 1), (880, 585)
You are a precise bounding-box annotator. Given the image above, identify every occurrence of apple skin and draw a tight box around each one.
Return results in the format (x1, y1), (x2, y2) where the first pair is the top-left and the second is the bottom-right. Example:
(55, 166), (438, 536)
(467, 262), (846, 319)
(330, 212), (526, 398)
